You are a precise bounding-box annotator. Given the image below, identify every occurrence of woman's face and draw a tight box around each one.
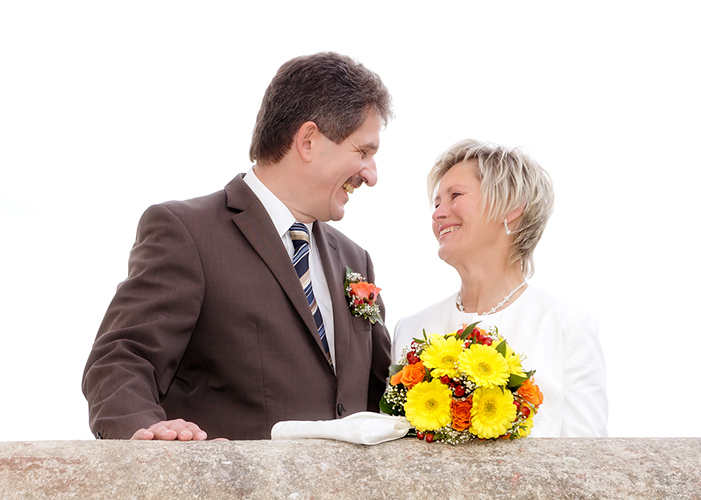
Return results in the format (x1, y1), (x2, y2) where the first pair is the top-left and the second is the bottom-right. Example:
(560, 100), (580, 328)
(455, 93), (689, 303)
(431, 161), (504, 266)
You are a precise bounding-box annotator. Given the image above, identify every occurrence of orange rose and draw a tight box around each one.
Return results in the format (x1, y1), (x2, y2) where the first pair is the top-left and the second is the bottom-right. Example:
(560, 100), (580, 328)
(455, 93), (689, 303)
(516, 378), (544, 406)
(349, 282), (381, 303)
(390, 362), (426, 389)
(450, 398), (473, 431)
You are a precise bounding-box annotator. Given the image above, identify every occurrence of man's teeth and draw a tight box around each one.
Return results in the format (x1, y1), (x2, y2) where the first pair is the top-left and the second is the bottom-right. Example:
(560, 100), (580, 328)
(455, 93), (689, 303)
(439, 226), (460, 237)
(343, 183), (355, 194)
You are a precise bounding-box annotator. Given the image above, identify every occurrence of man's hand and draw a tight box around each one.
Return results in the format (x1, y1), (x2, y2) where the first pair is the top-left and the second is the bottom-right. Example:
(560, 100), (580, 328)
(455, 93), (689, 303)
(131, 419), (208, 441)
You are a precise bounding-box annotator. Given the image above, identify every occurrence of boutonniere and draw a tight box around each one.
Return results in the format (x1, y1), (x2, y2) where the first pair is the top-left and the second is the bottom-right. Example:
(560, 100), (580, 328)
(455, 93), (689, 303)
(344, 266), (383, 325)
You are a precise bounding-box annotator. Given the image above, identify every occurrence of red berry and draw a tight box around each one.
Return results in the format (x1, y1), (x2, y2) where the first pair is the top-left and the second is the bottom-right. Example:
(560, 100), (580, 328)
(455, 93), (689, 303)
(454, 386), (465, 397)
(416, 432), (425, 440)
(425, 433), (434, 443)
(522, 406), (531, 418)
(440, 375), (450, 384)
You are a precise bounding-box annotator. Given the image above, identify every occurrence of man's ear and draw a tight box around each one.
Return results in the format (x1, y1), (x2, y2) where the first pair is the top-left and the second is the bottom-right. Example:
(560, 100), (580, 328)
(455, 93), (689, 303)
(294, 121), (319, 163)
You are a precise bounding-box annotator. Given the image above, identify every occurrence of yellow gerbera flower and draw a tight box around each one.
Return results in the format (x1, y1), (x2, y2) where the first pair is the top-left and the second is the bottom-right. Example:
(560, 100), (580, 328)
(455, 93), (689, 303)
(458, 343), (510, 388)
(404, 379), (453, 432)
(503, 343), (526, 378)
(420, 334), (463, 378)
(469, 386), (517, 439)
(515, 415), (535, 438)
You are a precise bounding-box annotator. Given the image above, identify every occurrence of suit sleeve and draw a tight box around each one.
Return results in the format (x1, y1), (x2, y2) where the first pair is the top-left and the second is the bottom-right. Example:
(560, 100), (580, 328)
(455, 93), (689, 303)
(82, 204), (205, 439)
(364, 251), (392, 412)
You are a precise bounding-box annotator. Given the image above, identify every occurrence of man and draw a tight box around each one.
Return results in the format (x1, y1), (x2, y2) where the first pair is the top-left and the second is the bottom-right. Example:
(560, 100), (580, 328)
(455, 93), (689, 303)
(82, 52), (393, 441)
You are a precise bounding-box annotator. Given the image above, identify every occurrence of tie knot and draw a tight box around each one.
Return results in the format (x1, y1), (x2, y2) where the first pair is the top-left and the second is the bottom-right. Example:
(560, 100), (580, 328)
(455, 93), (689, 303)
(290, 222), (310, 244)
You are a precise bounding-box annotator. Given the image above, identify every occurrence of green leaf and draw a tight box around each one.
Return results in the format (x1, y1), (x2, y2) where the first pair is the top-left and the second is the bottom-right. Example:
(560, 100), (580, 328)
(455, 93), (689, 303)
(458, 321), (482, 341)
(379, 395), (401, 416)
(368, 313), (384, 326)
(495, 340), (507, 356)
(388, 364), (403, 378)
(508, 373), (528, 389)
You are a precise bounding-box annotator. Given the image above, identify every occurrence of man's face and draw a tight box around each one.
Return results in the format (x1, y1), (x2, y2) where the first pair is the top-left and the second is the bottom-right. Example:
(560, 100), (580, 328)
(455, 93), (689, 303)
(304, 112), (381, 222)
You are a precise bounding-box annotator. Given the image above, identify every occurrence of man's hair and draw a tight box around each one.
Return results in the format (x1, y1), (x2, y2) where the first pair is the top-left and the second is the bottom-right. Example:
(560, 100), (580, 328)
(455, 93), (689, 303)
(249, 52), (393, 165)
(427, 139), (554, 278)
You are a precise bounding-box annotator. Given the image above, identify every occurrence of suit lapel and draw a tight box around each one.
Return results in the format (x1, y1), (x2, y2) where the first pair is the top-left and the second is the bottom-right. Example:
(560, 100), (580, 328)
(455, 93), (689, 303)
(225, 176), (321, 342)
(313, 222), (349, 379)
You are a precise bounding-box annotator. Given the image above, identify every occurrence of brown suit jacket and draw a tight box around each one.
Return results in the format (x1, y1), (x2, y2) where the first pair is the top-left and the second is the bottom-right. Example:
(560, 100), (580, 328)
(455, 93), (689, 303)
(82, 174), (391, 439)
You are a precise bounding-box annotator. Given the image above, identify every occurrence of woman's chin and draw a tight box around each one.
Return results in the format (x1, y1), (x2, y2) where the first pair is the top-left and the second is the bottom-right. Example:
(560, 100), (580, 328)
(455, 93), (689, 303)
(436, 247), (454, 264)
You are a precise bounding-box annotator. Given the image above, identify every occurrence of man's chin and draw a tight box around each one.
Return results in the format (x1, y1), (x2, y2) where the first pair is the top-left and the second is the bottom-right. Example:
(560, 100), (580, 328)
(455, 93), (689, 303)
(329, 212), (345, 222)
(328, 206), (345, 222)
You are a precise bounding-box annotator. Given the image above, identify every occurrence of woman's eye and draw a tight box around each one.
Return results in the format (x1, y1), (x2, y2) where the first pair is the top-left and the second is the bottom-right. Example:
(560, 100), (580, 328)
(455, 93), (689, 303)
(452, 192), (462, 199)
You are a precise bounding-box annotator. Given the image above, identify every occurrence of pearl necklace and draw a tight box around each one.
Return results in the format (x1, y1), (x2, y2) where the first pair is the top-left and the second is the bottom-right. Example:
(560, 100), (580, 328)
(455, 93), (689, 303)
(456, 280), (528, 316)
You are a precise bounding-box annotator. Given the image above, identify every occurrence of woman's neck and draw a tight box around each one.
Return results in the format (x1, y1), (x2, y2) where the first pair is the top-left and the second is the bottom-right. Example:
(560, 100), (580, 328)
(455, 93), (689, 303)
(455, 262), (526, 315)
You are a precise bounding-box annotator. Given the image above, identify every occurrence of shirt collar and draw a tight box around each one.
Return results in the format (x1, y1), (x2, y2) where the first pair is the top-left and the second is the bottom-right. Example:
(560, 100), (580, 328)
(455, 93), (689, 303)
(243, 166), (304, 237)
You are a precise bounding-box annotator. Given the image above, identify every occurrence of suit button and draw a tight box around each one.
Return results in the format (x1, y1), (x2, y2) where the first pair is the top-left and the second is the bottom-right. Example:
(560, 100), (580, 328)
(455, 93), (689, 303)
(337, 403), (346, 416)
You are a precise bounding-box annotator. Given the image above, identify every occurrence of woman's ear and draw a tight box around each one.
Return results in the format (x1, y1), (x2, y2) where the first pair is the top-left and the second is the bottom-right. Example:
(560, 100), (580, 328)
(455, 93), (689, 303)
(505, 204), (526, 223)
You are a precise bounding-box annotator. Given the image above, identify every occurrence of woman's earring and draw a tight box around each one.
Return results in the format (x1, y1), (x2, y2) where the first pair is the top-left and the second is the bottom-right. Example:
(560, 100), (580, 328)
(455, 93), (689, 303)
(504, 218), (512, 235)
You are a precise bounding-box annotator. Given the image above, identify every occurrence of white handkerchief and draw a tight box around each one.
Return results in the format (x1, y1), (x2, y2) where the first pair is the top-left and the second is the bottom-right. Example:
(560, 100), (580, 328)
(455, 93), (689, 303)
(271, 411), (411, 445)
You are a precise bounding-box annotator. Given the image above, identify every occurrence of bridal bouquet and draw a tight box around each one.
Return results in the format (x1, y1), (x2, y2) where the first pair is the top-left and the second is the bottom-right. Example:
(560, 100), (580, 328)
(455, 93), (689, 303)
(381, 322), (543, 444)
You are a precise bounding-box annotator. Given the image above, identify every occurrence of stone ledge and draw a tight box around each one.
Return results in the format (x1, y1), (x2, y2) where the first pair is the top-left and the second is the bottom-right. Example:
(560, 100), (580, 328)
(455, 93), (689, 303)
(1, 438), (700, 499)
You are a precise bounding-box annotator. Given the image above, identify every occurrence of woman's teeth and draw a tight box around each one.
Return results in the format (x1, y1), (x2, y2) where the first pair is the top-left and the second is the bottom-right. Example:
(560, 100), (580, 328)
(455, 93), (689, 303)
(439, 226), (460, 237)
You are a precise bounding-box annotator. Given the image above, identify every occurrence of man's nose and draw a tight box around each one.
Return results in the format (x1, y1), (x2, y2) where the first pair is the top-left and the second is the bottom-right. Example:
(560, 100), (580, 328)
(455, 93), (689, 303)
(361, 158), (378, 187)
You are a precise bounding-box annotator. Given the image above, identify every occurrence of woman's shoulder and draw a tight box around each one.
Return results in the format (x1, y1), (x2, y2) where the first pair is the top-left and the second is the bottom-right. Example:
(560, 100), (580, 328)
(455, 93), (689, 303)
(509, 285), (599, 334)
(394, 292), (459, 331)
(517, 285), (592, 314)
(391, 292), (463, 362)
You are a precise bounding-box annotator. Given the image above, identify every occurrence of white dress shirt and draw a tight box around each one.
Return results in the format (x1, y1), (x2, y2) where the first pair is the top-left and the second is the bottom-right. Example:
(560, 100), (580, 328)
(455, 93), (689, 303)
(243, 167), (336, 367)
(392, 286), (608, 437)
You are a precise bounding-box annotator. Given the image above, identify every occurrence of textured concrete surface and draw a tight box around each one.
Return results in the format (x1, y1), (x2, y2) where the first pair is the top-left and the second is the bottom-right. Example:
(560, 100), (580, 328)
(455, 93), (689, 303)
(1, 438), (700, 499)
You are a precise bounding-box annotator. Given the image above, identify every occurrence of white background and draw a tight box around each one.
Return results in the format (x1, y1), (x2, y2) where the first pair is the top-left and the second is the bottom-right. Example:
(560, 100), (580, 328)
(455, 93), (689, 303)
(2, 1), (699, 441)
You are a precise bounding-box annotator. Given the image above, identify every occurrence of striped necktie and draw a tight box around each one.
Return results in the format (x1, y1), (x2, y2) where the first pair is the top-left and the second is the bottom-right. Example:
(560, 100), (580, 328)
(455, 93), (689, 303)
(289, 222), (333, 367)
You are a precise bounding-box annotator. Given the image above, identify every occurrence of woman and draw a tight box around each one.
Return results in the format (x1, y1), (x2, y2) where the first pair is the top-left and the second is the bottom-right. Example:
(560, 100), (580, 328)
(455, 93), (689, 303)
(392, 139), (608, 437)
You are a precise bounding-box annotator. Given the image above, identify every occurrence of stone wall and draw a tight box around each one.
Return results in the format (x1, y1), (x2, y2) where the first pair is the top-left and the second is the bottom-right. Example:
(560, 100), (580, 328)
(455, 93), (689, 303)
(1, 438), (700, 499)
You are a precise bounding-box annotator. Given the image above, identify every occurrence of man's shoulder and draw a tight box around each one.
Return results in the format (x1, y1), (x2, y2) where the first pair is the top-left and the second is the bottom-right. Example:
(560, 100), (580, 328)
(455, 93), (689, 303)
(150, 175), (249, 219)
(159, 189), (226, 215)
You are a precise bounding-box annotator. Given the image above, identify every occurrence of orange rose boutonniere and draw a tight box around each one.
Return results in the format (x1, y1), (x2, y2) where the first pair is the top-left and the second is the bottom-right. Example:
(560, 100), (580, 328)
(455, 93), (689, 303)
(344, 267), (383, 325)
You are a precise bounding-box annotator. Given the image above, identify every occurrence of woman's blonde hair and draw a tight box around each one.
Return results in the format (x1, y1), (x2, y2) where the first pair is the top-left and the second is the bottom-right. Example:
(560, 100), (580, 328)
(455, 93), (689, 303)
(427, 139), (554, 278)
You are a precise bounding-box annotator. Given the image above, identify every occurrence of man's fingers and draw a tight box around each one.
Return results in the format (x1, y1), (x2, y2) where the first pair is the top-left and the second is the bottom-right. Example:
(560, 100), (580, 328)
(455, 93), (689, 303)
(150, 424), (179, 441)
(132, 419), (208, 441)
(130, 428), (155, 440)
